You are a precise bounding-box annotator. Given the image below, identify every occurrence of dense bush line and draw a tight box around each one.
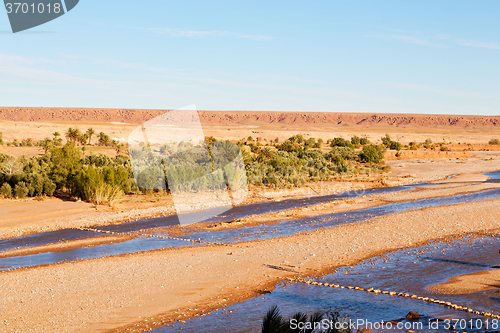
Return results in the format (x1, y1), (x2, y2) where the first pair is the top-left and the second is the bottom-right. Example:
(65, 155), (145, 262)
(0, 143), (134, 202)
(0, 131), (396, 201)
(244, 135), (386, 188)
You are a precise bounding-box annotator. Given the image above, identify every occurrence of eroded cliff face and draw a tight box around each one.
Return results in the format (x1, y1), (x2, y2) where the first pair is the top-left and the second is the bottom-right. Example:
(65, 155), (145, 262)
(1, 107), (499, 128)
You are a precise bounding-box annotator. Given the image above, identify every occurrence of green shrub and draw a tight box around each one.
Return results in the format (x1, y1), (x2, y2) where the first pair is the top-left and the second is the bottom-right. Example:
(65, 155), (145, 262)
(304, 137), (315, 148)
(277, 140), (300, 153)
(423, 138), (433, 149)
(330, 137), (353, 148)
(389, 141), (402, 151)
(381, 134), (392, 147)
(14, 181), (29, 198)
(359, 144), (385, 164)
(489, 139), (500, 145)
(331, 147), (355, 160)
(50, 143), (82, 190)
(409, 142), (419, 150)
(288, 134), (304, 144)
(0, 183), (12, 198)
(43, 178), (56, 196)
(359, 137), (369, 145)
(381, 134), (401, 150)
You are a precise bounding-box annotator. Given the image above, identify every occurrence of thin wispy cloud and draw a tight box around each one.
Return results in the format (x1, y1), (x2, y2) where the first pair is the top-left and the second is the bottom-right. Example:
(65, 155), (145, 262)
(370, 30), (500, 51)
(369, 34), (439, 47)
(456, 39), (500, 50)
(138, 27), (275, 41)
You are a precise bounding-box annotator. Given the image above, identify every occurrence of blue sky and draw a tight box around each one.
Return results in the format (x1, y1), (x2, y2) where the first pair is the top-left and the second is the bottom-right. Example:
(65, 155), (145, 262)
(0, 0), (499, 115)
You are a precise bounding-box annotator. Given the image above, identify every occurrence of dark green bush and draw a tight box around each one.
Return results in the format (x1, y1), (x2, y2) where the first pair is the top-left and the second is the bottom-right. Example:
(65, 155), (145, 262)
(288, 134), (304, 144)
(358, 144), (385, 164)
(0, 183), (12, 198)
(14, 181), (29, 198)
(331, 147), (355, 160)
(330, 137), (353, 148)
(489, 139), (500, 145)
(381, 135), (401, 151)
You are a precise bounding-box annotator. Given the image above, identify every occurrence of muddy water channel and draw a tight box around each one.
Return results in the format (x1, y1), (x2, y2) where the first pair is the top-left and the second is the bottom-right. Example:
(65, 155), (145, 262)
(156, 236), (500, 333)
(0, 184), (500, 271)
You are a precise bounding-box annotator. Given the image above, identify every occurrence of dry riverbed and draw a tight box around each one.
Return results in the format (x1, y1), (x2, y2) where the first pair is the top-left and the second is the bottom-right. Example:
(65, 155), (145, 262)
(1, 151), (500, 240)
(0, 198), (499, 332)
(0, 155), (500, 332)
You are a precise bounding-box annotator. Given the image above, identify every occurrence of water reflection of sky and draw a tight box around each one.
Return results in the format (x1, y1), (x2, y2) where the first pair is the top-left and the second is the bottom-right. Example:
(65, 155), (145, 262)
(155, 236), (500, 333)
(485, 170), (500, 182)
(1, 187), (500, 271)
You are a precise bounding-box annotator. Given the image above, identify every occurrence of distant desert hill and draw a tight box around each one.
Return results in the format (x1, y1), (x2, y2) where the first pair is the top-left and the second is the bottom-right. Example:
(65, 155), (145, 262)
(1, 107), (499, 129)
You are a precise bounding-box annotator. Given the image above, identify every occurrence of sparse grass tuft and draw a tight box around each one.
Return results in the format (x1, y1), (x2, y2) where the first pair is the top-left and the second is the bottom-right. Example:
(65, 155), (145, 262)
(85, 184), (124, 207)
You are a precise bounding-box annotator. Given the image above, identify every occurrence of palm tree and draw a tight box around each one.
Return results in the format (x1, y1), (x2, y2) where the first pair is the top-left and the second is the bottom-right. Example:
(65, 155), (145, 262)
(53, 131), (60, 139)
(86, 128), (95, 145)
(40, 138), (54, 154)
(65, 128), (80, 143)
(65, 128), (73, 142)
(262, 305), (288, 333)
(261, 306), (351, 333)
(72, 128), (81, 143)
(79, 134), (89, 146)
(98, 132), (110, 146)
(115, 143), (124, 157)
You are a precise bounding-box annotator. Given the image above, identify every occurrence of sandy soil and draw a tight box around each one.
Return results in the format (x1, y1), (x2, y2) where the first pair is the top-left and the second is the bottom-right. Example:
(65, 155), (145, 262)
(428, 270), (500, 294)
(2, 108), (500, 146)
(0, 110), (500, 332)
(0, 234), (134, 259)
(385, 151), (500, 185)
(0, 198), (499, 332)
(1, 151), (499, 240)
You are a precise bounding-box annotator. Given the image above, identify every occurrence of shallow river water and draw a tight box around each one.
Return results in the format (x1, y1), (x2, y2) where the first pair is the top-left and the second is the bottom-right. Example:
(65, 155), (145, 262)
(0, 173), (499, 332)
(155, 236), (500, 332)
(0, 185), (499, 271)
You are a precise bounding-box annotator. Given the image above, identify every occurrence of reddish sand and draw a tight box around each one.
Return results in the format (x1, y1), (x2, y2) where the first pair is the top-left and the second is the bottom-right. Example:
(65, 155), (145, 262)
(0, 198), (499, 332)
(1, 107), (500, 128)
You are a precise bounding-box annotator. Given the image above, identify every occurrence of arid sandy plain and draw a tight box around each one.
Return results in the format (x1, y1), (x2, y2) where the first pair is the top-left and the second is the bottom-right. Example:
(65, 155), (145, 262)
(0, 108), (500, 332)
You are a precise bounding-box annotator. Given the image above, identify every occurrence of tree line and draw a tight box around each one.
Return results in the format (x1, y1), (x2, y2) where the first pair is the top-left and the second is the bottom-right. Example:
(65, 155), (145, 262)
(0, 131), (399, 201)
(0, 142), (133, 204)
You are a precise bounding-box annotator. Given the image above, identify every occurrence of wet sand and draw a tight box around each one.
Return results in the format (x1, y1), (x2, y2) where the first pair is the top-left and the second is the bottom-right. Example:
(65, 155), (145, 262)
(429, 269), (500, 294)
(0, 234), (134, 259)
(1, 198), (499, 332)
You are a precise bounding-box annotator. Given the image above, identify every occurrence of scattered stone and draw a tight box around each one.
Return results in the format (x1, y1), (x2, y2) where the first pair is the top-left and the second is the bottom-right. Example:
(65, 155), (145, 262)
(406, 311), (420, 320)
